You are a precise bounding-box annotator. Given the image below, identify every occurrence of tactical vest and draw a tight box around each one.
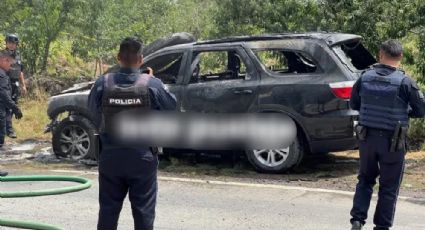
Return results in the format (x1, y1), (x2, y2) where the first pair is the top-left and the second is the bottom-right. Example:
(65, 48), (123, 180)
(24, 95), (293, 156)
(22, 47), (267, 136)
(9, 51), (22, 82)
(359, 69), (409, 131)
(100, 73), (151, 134)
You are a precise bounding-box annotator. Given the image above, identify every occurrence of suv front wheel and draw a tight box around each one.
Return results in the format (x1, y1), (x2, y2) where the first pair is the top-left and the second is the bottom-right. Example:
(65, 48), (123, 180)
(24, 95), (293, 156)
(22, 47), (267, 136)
(52, 116), (98, 160)
(246, 137), (303, 173)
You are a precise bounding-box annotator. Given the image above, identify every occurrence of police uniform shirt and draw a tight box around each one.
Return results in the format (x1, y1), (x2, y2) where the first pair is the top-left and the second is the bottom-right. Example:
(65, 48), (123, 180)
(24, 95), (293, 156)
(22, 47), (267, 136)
(0, 68), (18, 110)
(350, 64), (425, 118)
(7, 49), (23, 82)
(88, 67), (177, 151)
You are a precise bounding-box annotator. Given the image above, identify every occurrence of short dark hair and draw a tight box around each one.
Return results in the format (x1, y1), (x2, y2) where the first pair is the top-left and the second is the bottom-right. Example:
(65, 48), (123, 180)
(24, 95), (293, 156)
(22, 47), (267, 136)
(118, 37), (143, 65)
(0, 49), (15, 59)
(380, 39), (403, 59)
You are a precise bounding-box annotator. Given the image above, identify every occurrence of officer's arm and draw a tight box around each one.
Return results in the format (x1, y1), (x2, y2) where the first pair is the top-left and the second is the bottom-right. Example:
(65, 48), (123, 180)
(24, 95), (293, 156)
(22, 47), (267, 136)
(0, 76), (18, 111)
(19, 72), (26, 90)
(407, 80), (425, 118)
(87, 77), (104, 129)
(148, 77), (177, 111)
(350, 78), (361, 111)
(17, 55), (27, 93)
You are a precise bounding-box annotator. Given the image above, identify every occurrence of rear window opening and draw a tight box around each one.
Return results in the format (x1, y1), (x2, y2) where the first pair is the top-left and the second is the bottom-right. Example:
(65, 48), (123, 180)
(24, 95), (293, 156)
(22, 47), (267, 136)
(333, 41), (376, 72)
(254, 49), (318, 75)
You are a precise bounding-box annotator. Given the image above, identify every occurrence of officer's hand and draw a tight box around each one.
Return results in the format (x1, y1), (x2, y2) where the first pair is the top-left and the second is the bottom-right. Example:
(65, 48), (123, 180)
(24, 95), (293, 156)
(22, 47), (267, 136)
(147, 67), (154, 76)
(13, 108), (23, 120)
(22, 86), (28, 96)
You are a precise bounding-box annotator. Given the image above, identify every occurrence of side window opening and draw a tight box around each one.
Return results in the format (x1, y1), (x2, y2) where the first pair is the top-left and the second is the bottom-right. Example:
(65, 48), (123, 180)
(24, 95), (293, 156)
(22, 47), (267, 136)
(332, 41), (376, 71)
(189, 50), (248, 84)
(254, 49), (318, 75)
(142, 52), (184, 84)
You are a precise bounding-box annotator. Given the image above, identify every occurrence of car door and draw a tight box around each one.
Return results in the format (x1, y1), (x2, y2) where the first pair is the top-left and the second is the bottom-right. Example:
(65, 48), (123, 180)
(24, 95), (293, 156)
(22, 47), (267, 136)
(180, 46), (259, 113)
(141, 50), (189, 110)
(247, 42), (356, 139)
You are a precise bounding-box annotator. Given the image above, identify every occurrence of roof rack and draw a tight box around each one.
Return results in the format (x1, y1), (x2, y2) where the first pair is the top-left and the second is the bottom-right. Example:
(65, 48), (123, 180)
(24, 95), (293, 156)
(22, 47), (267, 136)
(195, 33), (317, 45)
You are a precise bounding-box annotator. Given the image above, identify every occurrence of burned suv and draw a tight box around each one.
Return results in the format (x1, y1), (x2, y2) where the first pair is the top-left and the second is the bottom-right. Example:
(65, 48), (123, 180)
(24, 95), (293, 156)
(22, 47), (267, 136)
(46, 32), (376, 173)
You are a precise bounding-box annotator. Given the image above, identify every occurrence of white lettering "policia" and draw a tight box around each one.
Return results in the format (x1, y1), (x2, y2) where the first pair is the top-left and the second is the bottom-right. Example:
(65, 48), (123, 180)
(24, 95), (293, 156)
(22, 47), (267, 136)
(109, 98), (142, 105)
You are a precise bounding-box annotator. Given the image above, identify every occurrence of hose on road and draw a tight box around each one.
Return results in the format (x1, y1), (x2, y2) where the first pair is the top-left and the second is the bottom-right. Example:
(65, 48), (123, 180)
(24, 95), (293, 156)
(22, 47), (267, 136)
(0, 175), (92, 230)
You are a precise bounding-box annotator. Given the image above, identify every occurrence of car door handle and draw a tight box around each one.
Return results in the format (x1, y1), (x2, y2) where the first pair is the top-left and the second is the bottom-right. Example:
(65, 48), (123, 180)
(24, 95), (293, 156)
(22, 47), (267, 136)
(233, 89), (253, 95)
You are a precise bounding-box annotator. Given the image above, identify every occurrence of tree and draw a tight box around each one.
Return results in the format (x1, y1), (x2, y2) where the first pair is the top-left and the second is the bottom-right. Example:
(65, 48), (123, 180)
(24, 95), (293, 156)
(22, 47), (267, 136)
(0, 0), (80, 74)
(35, 0), (81, 72)
(319, 0), (417, 54)
(213, 0), (321, 37)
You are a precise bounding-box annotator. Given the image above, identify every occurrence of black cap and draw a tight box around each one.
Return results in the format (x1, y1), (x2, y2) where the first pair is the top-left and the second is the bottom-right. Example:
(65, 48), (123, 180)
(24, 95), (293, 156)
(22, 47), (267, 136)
(5, 34), (19, 44)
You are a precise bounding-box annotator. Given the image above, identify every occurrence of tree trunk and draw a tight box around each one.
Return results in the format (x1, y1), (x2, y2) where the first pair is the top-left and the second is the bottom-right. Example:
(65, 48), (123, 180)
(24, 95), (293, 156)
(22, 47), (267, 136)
(99, 58), (103, 75)
(94, 59), (98, 78)
(40, 39), (52, 73)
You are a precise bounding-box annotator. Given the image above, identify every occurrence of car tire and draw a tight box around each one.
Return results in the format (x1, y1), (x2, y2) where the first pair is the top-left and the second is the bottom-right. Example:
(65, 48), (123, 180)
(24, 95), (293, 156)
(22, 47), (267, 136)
(246, 136), (304, 173)
(142, 32), (196, 56)
(52, 116), (98, 160)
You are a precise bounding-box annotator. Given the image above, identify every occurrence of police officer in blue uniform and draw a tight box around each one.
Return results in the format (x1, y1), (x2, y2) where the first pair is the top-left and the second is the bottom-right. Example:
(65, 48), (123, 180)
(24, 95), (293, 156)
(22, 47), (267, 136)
(0, 49), (23, 177)
(5, 34), (27, 138)
(349, 40), (425, 230)
(88, 37), (177, 230)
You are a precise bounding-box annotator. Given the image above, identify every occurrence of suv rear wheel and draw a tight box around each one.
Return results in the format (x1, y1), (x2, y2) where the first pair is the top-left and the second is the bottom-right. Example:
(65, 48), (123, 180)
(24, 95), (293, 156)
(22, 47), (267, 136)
(52, 116), (98, 160)
(246, 136), (303, 173)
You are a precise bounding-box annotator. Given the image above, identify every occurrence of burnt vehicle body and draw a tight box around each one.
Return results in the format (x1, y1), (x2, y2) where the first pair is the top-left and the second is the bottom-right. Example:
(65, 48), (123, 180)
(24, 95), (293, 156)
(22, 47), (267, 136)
(46, 32), (376, 173)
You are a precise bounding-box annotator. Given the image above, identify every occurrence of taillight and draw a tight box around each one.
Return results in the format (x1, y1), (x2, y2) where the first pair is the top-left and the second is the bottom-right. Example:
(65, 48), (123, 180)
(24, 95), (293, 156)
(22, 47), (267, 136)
(329, 81), (355, 99)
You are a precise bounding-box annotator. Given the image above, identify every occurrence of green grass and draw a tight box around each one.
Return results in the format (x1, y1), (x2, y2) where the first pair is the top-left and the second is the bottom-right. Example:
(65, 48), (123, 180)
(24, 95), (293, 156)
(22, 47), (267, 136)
(13, 91), (51, 142)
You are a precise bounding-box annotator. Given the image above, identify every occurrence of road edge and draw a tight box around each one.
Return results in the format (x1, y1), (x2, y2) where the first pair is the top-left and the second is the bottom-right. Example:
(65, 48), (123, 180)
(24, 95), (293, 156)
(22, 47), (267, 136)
(49, 169), (425, 203)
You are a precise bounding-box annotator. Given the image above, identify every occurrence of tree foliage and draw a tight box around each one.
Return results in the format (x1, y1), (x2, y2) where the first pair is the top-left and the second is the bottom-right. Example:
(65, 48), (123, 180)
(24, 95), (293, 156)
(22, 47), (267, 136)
(0, 0), (423, 83)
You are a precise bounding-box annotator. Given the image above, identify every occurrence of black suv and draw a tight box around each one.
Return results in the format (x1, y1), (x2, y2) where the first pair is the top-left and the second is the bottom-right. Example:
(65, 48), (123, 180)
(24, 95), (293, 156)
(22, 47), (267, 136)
(46, 32), (376, 173)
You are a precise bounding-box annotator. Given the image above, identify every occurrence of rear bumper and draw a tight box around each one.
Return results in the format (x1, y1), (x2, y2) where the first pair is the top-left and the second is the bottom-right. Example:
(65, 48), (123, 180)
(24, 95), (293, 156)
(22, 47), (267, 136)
(309, 137), (358, 154)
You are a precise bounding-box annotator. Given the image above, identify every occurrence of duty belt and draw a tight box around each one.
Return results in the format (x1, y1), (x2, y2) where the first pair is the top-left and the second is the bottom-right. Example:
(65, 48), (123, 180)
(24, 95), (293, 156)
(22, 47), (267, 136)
(367, 128), (393, 138)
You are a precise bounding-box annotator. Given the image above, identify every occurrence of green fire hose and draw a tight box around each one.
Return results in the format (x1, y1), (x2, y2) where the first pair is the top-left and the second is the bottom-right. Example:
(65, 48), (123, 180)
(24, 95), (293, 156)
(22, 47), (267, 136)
(0, 175), (92, 230)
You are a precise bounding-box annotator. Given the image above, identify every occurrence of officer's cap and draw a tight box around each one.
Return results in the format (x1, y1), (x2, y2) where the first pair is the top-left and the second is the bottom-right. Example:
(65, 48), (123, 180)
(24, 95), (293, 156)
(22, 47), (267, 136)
(5, 34), (19, 44)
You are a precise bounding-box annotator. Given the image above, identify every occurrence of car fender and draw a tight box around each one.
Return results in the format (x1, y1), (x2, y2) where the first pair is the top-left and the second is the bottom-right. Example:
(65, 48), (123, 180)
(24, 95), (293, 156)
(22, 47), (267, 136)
(249, 104), (312, 153)
(47, 91), (94, 121)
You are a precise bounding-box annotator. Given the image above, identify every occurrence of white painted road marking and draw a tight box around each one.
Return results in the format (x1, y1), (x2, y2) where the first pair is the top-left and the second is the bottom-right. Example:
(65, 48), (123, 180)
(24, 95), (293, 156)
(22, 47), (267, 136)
(49, 169), (425, 203)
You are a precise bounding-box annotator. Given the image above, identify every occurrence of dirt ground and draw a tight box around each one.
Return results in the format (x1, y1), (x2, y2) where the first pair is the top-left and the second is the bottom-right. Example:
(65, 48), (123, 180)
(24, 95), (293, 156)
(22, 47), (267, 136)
(1, 140), (425, 199)
(156, 150), (425, 198)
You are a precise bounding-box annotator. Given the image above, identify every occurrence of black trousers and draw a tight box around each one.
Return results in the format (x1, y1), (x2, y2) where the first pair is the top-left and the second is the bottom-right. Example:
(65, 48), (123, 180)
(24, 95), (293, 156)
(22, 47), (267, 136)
(350, 129), (406, 230)
(0, 106), (6, 145)
(97, 149), (158, 230)
(6, 84), (19, 134)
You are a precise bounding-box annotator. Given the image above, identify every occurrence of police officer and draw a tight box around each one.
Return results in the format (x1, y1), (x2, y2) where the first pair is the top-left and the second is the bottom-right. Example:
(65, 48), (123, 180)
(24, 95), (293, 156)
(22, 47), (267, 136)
(350, 40), (425, 230)
(88, 37), (176, 230)
(0, 50), (23, 176)
(5, 34), (27, 138)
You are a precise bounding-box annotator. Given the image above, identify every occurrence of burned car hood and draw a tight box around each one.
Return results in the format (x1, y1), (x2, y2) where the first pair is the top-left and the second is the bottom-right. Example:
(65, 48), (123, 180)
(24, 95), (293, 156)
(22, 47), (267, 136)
(56, 81), (95, 95)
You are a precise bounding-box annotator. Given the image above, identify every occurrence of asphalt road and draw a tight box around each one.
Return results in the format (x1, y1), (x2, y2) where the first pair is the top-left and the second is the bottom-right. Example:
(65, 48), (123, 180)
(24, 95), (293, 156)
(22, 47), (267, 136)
(1, 173), (425, 230)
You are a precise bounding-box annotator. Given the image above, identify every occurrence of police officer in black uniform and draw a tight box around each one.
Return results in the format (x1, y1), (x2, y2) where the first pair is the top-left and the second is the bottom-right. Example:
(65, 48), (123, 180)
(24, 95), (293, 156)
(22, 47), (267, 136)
(0, 49), (23, 176)
(88, 37), (176, 230)
(5, 34), (27, 138)
(350, 40), (425, 230)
